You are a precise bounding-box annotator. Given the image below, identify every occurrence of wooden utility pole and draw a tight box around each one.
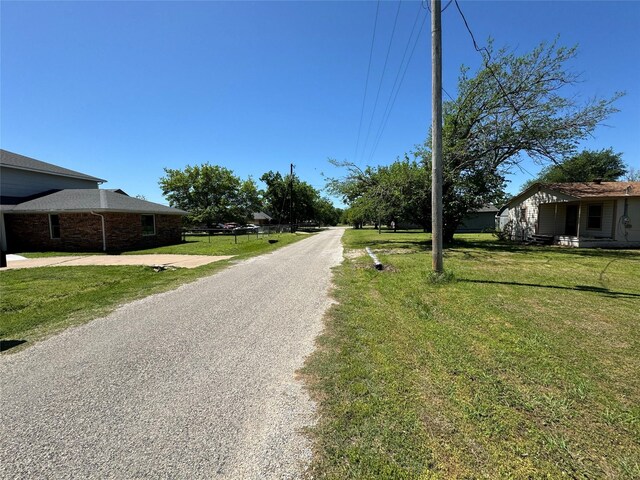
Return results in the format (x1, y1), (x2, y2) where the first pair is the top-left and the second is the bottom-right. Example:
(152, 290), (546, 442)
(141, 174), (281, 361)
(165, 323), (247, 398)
(289, 163), (294, 231)
(431, 0), (444, 273)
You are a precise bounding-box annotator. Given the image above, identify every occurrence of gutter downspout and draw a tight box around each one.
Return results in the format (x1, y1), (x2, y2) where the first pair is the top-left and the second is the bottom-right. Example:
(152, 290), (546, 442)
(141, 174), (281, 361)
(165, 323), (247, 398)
(91, 211), (107, 252)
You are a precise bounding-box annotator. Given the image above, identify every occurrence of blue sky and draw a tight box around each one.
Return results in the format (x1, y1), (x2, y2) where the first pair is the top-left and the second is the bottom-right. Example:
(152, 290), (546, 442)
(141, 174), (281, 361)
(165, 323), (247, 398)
(2, 1), (639, 206)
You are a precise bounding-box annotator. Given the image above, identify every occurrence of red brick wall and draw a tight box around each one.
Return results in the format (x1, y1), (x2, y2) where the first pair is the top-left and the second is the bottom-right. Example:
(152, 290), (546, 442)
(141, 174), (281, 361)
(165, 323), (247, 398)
(5, 213), (183, 252)
(102, 213), (183, 251)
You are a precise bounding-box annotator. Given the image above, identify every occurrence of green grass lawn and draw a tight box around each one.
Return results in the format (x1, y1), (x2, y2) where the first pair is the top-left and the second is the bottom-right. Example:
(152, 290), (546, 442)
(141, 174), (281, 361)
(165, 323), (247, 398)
(303, 229), (640, 479)
(15, 231), (303, 258)
(1, 233), (307, 349)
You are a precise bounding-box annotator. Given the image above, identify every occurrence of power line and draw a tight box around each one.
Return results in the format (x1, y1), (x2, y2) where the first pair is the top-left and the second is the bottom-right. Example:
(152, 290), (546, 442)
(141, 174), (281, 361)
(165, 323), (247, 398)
(360, 0), (403, 163)
(442, 86), (455, 101)
(367, 4), (429, 164)
(453, 0), (485, 55)
(354, 0), (381, 162)
(453, 0), (562, 165)
(424, 0), (452, 13)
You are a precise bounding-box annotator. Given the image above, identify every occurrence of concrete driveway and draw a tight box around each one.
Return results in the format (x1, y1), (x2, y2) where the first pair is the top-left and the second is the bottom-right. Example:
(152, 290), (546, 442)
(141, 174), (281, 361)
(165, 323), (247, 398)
(4, 254), (233, 269)
(0, 227), (345, 479)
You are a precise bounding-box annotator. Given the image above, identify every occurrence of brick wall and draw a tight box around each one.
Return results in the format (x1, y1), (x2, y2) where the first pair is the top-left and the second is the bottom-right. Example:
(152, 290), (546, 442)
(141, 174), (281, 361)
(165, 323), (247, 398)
(103, 213), (183, 251)
(5, 213), (183, 252)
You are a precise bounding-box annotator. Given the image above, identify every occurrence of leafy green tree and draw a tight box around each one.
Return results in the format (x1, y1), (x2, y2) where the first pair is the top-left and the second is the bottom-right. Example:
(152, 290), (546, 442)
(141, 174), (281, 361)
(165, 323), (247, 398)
(260, 171), (296, 224)
(314, 198), (342, 226)
(331, 41), (621, 242)
(260, 170), (337, 225)
(159, 163), (261, 226)
(326, 158), (430, 230)
(520, 148), (627, 190)
(416, 40), (622, 242)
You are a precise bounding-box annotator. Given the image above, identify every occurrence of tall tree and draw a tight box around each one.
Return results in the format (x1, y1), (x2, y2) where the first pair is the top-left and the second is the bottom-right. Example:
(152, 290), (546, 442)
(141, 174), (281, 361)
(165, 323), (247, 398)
(415, 40), (622, 241)
(326, 158), (430, 229)
(331, 41), (621, 242)
(260, 170), (335, 225)
(521, 148), (627, 189)
(159, 163), (261, 226)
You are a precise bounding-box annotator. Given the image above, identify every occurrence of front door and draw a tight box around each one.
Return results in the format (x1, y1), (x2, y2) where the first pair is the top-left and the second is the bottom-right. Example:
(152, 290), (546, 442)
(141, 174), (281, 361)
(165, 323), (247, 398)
(565, 205), (578, 236)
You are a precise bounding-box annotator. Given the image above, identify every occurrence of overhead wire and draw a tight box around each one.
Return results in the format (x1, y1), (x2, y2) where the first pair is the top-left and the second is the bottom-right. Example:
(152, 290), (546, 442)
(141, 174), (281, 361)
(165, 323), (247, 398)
(360, 0), (403, 164)
(367, 3), (429, 163)
(354, 0), (381, 163)
(453, 0), (562, 165)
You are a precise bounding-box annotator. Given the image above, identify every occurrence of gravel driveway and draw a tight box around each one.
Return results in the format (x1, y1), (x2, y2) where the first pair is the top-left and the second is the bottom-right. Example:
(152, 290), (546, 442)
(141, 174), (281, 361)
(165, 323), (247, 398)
(0, 227), (344, 479)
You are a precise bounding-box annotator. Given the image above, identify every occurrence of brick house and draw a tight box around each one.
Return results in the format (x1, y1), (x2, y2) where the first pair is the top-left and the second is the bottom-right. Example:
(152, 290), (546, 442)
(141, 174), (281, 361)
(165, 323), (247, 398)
(1, 149), (187, 252)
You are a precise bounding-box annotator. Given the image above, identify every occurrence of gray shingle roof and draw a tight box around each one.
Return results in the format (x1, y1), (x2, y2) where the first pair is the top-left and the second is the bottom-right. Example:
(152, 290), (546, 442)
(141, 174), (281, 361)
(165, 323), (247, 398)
(472, 204), (499, 213)
(0, 149), (106, 183)
(253, 212), (273, 221)
(8, 189), (187, 215)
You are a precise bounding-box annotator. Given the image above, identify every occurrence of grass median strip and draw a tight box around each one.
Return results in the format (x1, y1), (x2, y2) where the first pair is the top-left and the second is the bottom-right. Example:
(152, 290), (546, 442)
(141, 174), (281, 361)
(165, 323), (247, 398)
(303, 229), (640, 479)
(1, 232), (307, 350)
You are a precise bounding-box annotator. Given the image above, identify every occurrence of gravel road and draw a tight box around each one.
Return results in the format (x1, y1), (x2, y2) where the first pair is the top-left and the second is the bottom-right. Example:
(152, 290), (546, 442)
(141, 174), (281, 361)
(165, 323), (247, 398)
(0, 227), (344, 479)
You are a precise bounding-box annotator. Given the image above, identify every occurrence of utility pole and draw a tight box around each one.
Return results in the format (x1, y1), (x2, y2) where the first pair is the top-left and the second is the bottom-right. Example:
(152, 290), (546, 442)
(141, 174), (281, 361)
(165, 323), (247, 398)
(431, 0), (444, 273)
(289, 163), (294, 232)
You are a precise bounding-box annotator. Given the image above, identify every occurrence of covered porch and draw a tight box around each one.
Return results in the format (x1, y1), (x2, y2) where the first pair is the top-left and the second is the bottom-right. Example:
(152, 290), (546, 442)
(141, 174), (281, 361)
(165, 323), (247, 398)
(536, 199), (617, 247)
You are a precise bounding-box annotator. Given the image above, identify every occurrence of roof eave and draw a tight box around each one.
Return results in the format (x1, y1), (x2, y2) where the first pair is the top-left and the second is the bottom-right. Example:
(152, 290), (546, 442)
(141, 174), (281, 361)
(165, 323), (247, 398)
(6, 208), (188, 215)
(2, 164), (107, 183)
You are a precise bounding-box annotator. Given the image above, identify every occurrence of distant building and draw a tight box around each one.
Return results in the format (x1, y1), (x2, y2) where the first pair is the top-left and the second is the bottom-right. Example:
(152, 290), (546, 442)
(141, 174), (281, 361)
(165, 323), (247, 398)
(0, 150), (187, 252)
(253, 212), (273, 226)
(456, 204), (500, 233)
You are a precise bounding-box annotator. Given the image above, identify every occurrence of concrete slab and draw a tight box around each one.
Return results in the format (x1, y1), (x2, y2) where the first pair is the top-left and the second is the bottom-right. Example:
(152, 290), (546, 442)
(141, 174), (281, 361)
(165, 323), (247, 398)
(3, 254), (233, 270)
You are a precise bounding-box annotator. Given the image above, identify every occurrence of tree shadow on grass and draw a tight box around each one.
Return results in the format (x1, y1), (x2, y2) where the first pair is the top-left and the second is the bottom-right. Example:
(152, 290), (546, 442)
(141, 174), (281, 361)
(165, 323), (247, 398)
(448, 238), (640, 259)
(350, 232), (640, 262)
(459, 279), (640, 299)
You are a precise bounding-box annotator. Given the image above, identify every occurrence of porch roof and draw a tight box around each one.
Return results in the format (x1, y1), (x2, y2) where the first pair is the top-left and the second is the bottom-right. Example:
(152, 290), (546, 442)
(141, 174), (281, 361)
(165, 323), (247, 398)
(507, 181), (640, 208)
(544, 182), (640, 199)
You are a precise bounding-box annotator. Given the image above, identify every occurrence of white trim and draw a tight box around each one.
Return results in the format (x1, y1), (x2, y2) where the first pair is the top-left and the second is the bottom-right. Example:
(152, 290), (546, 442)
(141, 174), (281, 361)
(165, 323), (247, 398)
(90, 211), (107, 251)
(49, 214), (61, 239)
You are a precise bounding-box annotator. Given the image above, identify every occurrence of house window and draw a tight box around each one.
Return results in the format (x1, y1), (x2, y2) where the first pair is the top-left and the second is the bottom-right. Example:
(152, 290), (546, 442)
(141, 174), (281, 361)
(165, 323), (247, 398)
(587, 204), (602, 230)
(49, 214), (61, 239)
(519, 207), (527, 222)
(141, 214), (156, 236)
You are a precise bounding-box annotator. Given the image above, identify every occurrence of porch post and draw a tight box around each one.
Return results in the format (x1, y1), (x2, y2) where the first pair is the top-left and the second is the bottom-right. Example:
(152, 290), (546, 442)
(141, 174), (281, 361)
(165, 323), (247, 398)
(576, 202), (582, 241)
(553, 204), (558, 237)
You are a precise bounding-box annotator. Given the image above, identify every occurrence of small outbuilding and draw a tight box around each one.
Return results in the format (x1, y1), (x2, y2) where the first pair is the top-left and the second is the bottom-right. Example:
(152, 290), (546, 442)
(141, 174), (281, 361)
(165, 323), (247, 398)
(456, 204), (499, 233)
(500, 181), (640, 248)
(253, 211), (273, 226)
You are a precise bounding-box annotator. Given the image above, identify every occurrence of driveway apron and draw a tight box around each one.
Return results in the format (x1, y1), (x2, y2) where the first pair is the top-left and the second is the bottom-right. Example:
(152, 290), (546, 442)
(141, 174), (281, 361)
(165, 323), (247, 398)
(0, 228), (344, 479)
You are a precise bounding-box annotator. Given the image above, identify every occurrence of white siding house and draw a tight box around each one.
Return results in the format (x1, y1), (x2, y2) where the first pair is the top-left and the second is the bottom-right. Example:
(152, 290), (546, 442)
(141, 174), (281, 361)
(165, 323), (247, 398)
(501, 181), (640, 248)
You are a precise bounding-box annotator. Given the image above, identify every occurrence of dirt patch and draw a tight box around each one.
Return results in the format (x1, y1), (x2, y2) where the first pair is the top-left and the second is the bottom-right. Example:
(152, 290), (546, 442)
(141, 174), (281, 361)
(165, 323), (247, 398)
(376, 248), (418, 255)
(344, 249), (366, 259)
(4, 254), (234, 270)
